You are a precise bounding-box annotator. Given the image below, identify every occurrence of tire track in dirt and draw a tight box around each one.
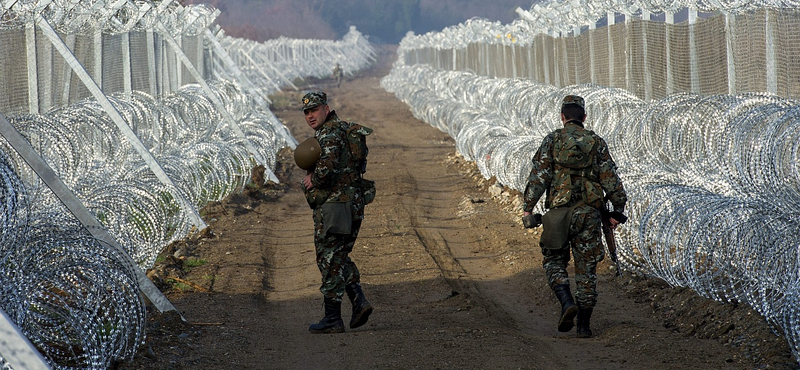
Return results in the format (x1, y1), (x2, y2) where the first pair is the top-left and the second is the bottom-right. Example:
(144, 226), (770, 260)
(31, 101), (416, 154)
(400, 165), (523, 331)
(369, 108), (570, 367)
(261, 191), (318, 299)
(387, 140), (586, 369)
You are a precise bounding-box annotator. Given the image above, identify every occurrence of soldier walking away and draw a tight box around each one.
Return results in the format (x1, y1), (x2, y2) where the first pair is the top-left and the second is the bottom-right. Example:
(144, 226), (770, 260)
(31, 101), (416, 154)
(332, 63), (343, 88)
(522, 95), (627, 338)
(297, 91), (376, 334)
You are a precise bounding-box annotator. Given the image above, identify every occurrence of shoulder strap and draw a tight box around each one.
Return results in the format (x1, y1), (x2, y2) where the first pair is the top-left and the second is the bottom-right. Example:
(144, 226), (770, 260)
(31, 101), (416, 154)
(346, 123), (373, 136)
(344, 122), (371, 174)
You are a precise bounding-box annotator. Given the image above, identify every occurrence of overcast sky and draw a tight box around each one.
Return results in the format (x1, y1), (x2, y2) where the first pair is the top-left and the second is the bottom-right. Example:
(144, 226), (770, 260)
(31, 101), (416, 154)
(189, 0), (538, 43)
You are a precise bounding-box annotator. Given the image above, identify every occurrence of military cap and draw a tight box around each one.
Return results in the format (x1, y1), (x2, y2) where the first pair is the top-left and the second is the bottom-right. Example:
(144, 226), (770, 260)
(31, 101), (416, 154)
(302, 91), (327, 111)
(561, 95), (585, 109)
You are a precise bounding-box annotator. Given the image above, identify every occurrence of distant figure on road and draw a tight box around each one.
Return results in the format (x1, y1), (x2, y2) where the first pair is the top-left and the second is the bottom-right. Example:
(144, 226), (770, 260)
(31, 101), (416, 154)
(522, 95), (628, 338)
(332, 63), (343, 88)
(299, 91), (375, 334)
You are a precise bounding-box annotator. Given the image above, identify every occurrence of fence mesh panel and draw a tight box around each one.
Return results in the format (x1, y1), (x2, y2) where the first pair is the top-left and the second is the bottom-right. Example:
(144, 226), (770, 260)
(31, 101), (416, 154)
(403, 9), (800, 101)
(0, 29), (28, 115)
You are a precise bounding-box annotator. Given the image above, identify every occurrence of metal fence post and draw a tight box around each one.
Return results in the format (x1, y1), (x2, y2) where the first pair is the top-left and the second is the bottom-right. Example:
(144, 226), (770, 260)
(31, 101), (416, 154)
(666, 11), (674, 95)
(766, 9), (777, 94)
(25, 22), (39, 114)
(689, 9), (700, 93)
(122, 32), (132, 100)
(0, 307), (52, 370)
(589, 20), (596, 83)
(642, 10), (653, 101)
(146, 29), (157, 96)
(725, 12), (737, 95)
(93, 30), (102, 89)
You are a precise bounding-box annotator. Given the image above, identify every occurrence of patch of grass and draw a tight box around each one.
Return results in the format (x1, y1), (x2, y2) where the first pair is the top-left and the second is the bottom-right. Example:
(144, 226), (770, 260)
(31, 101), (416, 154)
(170, 280), (193, 292)
(100, 321), (118, 338)
(185, 257), (208, 267)
(183, 257), (208, 272)
(97, 210), (108, 225)
(269, 94), (296, 110)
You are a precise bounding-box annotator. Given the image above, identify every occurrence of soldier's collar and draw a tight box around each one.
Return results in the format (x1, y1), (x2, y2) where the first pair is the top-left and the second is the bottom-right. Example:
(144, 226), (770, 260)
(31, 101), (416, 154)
(317, 111), (342, 131)
(325, 110), (339, 122)
(564, 119), (584, 128)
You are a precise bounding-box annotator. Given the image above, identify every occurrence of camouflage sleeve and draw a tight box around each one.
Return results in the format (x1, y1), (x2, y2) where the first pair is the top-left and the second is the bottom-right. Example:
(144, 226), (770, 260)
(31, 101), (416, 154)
(596, 138), (627, 214)
(311, 127), (344, 189)
(523, 133), (555, 213)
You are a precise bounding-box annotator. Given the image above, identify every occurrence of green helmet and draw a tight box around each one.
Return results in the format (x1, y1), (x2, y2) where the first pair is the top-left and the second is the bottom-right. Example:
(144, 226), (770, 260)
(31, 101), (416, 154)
(294, 137), (321, 170)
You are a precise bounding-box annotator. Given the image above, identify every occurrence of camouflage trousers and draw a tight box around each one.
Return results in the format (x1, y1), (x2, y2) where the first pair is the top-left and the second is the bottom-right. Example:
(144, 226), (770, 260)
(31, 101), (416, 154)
(313, 208), (362, 303)
(541, 205), (604, 308)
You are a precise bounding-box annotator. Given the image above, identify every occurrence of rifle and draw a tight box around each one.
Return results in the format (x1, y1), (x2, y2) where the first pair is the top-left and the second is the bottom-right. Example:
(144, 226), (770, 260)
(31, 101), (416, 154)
(600, 211), (621, 277)
(601, 204), (627, 277)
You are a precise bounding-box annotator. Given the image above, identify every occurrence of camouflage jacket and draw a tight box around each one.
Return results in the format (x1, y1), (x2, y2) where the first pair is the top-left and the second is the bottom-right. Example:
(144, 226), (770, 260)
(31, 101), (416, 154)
(306, 111), (362, 205)
(523, 122), (627, 213)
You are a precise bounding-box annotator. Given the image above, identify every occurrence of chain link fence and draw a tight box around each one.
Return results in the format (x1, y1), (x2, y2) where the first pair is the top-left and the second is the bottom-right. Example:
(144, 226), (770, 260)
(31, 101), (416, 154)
(400, 8), (800, 101)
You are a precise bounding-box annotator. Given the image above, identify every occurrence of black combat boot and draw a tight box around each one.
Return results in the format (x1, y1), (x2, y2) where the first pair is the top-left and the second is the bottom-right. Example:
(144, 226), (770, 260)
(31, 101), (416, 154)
(309, 298), (345, 334)
(553, 284), (578, 332)
(576, 307), (593, 338)
(345, 282), (373, 329)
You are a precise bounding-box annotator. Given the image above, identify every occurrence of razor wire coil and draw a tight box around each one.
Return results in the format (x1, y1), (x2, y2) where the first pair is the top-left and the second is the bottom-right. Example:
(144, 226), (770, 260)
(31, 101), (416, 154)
(0, 78), (291, 369)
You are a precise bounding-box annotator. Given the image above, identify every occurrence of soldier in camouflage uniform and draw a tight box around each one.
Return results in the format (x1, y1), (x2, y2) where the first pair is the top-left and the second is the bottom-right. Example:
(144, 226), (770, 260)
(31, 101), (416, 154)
(523, 95), (627, 338)
(332, 63), (343, 88)
(301, 91), (373, 334)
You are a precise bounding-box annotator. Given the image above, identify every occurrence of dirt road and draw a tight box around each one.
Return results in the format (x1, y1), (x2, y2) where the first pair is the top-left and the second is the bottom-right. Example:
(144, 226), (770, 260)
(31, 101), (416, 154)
(122, 45), (796, 370)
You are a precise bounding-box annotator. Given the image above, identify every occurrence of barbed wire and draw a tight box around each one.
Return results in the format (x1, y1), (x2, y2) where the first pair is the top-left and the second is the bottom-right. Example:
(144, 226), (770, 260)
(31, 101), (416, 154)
(217, 26), (377, 97)
(0, 77), (293, 369)
(0, 145), (145, 370)
(1, 0), (219, 35)
(381, 63), (800, 363)
(4, 78), (289, 268)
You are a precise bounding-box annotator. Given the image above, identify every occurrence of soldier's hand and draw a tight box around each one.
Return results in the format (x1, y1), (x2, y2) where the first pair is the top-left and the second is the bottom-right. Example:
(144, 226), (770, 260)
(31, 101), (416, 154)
(303, 173), (314, 190)
(607, 211), (628, 229)
(522, 213), (542, 229)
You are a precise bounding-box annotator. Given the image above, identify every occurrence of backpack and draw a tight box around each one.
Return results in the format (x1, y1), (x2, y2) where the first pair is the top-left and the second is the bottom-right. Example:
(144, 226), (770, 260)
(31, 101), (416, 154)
(550, 125), (604, 208)
(346, 123), (371, 174)
(346, 123), (376, 204)
(553, 126), (597, 169)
